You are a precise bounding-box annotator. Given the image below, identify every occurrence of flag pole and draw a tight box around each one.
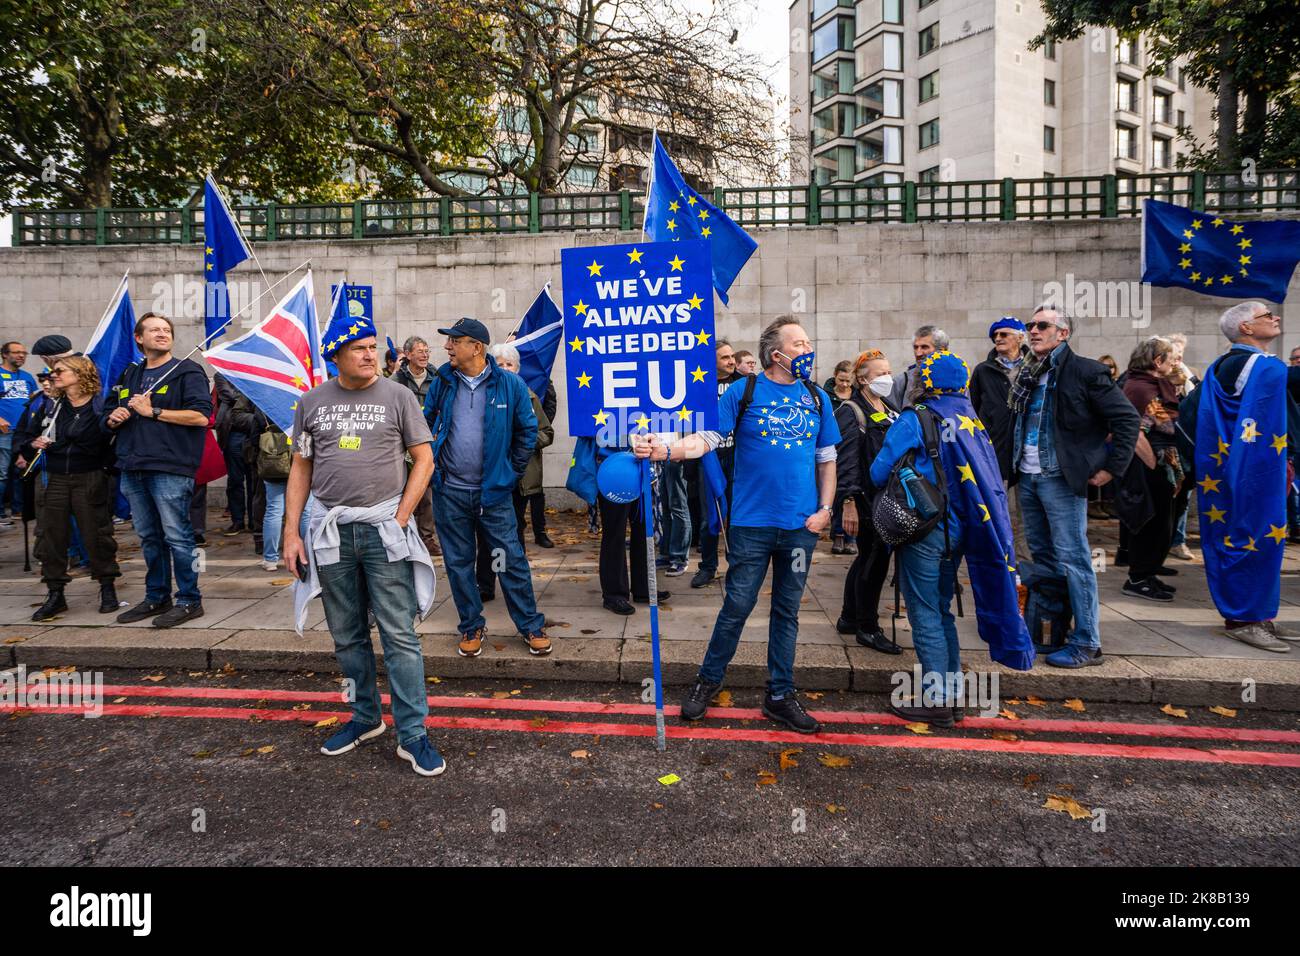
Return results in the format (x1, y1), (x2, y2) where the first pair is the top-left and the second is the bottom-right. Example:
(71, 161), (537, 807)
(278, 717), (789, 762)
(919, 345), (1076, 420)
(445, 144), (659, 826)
(641, 130), (659, 242)
(642, 454), (667, 752)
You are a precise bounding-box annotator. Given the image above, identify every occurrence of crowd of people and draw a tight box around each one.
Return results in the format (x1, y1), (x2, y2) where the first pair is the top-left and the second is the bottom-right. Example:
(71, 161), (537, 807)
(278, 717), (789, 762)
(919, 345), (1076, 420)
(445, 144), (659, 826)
(3, 294), (1297, 775)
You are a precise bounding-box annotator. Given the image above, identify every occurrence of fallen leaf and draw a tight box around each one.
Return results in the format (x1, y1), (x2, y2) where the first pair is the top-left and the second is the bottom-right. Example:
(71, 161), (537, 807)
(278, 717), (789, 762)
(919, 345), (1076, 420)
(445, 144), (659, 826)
(377, 819), (391, 830)
(314, 716), (339, 728)
(805, 691), (824, 700)
(712, 690), (734, 707)
(491, 691), (511, 699)
(510, 690), (521, 696)
(991, 730), (1019, 742)
(1160, 703), (1189, 719)
(1063, 698), (1086, 712)
(1208, 705), (1238, 718)
(1025, 696), (1046, 707)
(256, 745), (274, 754)
(187, 671), (204, 677)
(1006, 698), (1022, 706)
(143, 674), (166, 683)
(43, 666), (76, 677)
(657, 773), (681, 786)
(292, 703), (310, 711)
(756, 770), (778, 786)
(779, 748), (801, 771)
(825, 803), (845, 814)
(271, 578), (294, 586)
(570, 749), (590, 759)
(1022, 773), (1041, 788)
(998, 709), (1020, 720)
(528, 717), (548, 729)
(192, 749), (215, 759)
(1042, 793), (1091, 820)
(650, 802), (665, 810)
(492, 643), (505, 652)
(112, 697), (126, 704)
(817, 753), (853, 767)
(240, 748), (255, 756)
(220, 663), (235, 675)
(3, 636), (28, 644)
(426, 676), (442, 684)
(904, 722), (933, 735)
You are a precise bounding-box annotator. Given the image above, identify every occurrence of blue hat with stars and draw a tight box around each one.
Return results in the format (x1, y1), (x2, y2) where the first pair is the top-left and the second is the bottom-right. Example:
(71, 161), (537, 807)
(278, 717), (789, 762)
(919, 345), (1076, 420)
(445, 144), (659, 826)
(918, 350), (970, 394)
(321, 311), (377, 360)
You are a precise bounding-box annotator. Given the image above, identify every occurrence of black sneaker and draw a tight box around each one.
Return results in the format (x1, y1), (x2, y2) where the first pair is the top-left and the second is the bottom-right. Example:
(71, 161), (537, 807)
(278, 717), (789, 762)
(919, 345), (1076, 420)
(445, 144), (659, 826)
(761, 693), (822, 734)
(252, 535), (264, 554)
(98, 582), (119, 614)
(856, 627), (901, 655)
(1122, 578), (1173, 602)
(834, 615), (857, 635)
(222, 523), (244, 536)
(680, 678), (721, 721)
(152, 603), (205, 628)
(603, 597), (635, 615)
(690, 568), (715, 588)
(535, 532), (555, 549)
(194, 533), (206, 546)
(889, 701), (955, 728)
(1152, 577), (1177, 593)
(117, 598), (172, 624)
(32, 588), (68, 622)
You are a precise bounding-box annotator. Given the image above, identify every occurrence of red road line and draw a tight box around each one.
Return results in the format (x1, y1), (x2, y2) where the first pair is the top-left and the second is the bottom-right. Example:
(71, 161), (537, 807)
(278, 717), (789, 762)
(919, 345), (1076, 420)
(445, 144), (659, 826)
(6, 702), (1300, 768)
(88, 683), (1300, 746)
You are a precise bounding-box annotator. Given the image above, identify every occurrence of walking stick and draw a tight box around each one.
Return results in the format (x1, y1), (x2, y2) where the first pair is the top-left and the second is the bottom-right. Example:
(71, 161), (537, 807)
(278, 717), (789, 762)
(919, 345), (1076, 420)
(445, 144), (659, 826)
(22, 517), (30, 572)
(642, 458), (667, 752)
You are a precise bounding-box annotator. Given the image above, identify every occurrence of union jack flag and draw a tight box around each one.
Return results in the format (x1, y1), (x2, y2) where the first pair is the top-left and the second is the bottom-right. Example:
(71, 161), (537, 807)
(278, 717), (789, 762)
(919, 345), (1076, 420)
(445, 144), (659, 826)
(204, 269), (324, 439)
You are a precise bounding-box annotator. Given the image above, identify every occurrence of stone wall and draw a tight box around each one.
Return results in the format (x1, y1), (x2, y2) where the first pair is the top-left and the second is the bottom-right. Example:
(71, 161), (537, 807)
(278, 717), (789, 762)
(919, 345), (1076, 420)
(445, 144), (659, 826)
(3, 218), (1296, 496)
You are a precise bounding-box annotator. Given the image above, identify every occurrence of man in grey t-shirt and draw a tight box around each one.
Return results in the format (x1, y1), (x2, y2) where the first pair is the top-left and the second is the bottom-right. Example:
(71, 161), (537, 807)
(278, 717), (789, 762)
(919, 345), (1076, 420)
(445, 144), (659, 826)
(283, 326), (445, 777)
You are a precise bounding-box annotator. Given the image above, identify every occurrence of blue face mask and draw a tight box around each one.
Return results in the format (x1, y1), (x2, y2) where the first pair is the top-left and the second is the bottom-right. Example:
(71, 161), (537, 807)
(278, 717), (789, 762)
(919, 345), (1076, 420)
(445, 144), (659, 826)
(784, 351), (815, 382)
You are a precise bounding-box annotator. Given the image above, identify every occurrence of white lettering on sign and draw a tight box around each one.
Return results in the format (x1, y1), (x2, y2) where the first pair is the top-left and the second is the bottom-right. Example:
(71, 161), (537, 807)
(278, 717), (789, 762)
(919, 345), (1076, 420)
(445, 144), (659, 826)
(603, 362), (639, 407)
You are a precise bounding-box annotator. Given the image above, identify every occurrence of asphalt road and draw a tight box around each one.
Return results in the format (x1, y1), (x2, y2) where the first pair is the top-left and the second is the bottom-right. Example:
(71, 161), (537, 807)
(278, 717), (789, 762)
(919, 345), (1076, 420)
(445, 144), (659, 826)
(2, 668), (1298, 866)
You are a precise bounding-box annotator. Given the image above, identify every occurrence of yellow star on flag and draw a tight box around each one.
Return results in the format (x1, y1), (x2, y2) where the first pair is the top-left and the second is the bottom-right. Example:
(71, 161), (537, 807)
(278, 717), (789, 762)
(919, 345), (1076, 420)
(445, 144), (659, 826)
(1242, 420), (1259, 442)
(206, 262), (214, 271)
(1272, 434), (1288, 454)
(1182, 229), (1193, 239)
(633, 414), (651, 430)
(690, 366), (707, 383)
(1239, 238), (1252, 249)
(569, 336), (584, 352)
(1231, 224), (1244, 235)
(698, 209), (709, 220)
(575, 371), (592, 388)
(593, 410), (609, 425)
(701, 226), (712, 238)
(1197, 474), (1221, 495)
(1190, 271), (1201, 282)
(957, 414), (979, 436)
(1223, 535), (1234, 549)
(1221, 275), (1233, 285)
(627, 247), (644, 264)
(1179, 243), (1191, 253)
(291, 375), (306, 389)
(978, 503), (991, 522)
(1179, 258), (1192, 269)
(668, 200), (679, 213)
(1267, 524), (1288, 545)
(1243, 537), (1258, 552)
(668, 255), (685, 272)
(587, 260), (603, 277)
(573, 300), (588, 316)
(957, 463), (975, 483)
(205, 246), (214, 255)
(1204, 276), (1214, 287)
(1191, 219), (1202, 230)
(1212, 217), (1224, 227)
(1204, 505), (1227, 524)
(675, 407), (692, 421)
(695, 329), (711, 346)
(666, 219), (677, 232)
(687, 195), (698, 206)
(1239, 255), (1251, 266)
(687, 293), (704, 310)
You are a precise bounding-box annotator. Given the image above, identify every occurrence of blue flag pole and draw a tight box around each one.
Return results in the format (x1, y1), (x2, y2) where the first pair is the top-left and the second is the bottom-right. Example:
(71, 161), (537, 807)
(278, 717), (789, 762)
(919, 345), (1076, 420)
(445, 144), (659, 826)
(641, 456), (667, 751)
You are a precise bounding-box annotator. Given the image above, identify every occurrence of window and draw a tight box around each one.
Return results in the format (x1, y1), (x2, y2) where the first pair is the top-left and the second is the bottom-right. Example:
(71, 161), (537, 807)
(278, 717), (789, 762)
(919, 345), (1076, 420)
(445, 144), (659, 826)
(919, 118), (940, 149)
(882, 0), (902, 24)
(1044, 38), (1056, 61)
(813, 59), (855, 104)
(857, 31), (903, 75)
(919, 165), (941, 184)
(919, 22), (938, 56)
(1152, 136), (1171, 169)
(1116, 37), (1137, 66)
(813, 144), (855, 185)
(1177, 67), (1186, 92)
(1177, 108), (1186, 129)
(1043, 125), (1056, 152)
(444, 171), (488, 194)
(919, 0), (938, 7)
(813, 16), (855, 61)
(812, 0), (853, 19)
(855, 125), (902, 171)
(566, 164), (599, 188)
(1044, 79), (1056, 106)
(1153, 91), (1171, 124)
(884, 32), (902, 70)
(919, 70), (939, 102)
(1115, 124), (1137, 160)
(576, 94), (598, 117)
(856, 77), (902, 125)
(499, 103), (530, 133)
(1116, 78), (1136, 112)
(813, 102), (856, 146)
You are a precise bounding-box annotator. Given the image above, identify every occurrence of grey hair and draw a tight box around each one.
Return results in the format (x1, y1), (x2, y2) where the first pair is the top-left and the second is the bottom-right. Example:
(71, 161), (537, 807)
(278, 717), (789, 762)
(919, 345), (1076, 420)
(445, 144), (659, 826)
(1220, 301), (1266, 343)
(402, 335), (428, 352)
(1032, 303), (1074, 333)
(488, 342), (520, 365)
(1127, 335), (1173, 373)
(758, 315), (803, 369)
(1166, 332), (1188, 348)
(913, 325), (950, 349)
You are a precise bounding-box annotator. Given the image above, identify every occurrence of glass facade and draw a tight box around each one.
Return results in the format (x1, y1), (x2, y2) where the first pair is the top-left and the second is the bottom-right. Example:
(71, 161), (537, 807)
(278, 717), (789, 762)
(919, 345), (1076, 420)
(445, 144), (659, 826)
(919, 23), (938, 57)
(813, 102), (856, 146)
(814, 16), (855, 61)
(814, 144), (856, 184)
(813, 58), (856, 104)
(919, 70), (938, 102)
(856, 78), (902, 126)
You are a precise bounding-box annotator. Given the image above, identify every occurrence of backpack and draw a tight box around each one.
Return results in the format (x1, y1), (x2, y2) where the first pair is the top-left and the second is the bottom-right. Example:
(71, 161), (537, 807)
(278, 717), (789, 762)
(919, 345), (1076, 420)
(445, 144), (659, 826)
(871, 404), (948, 548)
(257, 427), (292, 480)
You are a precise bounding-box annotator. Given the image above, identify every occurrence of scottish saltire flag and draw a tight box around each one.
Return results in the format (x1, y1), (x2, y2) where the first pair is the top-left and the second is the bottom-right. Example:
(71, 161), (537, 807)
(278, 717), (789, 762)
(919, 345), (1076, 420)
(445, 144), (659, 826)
(1141, 198), (1300, 302)
(642, 132), (756, 305)
(1195, 350), (1289, 621)
(512, 284), (563, 398)
(926, 387), (1035, 671)
(699, 450), (729, 534)
(85, 272), (142, 393)
(204, 270), (321, 437)
(203, 173), (254, 342)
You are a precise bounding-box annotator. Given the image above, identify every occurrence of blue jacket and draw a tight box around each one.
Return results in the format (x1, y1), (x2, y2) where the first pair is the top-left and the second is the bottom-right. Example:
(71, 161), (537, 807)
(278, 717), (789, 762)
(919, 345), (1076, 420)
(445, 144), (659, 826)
(422, 355), (537, 506)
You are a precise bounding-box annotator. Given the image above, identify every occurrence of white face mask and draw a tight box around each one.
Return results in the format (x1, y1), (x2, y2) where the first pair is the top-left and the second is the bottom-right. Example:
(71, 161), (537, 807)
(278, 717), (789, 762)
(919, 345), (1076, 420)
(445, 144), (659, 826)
(868, 374), (894, 397)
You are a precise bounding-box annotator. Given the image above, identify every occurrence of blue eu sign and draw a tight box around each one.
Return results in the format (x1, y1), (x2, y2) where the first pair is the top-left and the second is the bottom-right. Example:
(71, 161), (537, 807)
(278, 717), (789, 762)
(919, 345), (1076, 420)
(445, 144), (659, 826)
(562, 238), (718, 441)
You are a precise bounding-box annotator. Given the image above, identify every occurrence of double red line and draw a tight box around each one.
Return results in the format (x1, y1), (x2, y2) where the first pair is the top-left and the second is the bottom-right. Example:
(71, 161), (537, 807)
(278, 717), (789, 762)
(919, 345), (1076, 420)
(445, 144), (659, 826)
(6, 682), (1300, 767)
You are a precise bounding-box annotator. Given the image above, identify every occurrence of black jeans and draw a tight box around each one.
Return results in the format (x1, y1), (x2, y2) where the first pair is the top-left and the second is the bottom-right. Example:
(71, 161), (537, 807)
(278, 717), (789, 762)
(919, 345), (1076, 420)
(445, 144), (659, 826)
(35, 470), (120, 588)
(515, 490), (548, 538)
(840, 498), (891, 631)
(1129, 465), (1174, 581)
(223, 431), (256, 527)
(599, 497), (649, 601)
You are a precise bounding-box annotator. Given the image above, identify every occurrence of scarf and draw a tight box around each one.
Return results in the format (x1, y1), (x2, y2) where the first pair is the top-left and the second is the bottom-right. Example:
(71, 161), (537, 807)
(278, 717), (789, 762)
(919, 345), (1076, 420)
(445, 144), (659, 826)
(1006, 351), (1049, 415)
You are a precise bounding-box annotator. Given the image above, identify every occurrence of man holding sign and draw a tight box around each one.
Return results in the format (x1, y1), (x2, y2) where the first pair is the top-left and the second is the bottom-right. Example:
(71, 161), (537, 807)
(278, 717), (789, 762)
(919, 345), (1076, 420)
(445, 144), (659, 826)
(634, 317), (839, 734)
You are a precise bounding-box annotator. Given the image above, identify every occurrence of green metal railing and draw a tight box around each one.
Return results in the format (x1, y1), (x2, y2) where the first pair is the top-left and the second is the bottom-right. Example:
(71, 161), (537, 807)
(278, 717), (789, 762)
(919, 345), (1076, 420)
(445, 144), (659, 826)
(12, 168), (1297, 246)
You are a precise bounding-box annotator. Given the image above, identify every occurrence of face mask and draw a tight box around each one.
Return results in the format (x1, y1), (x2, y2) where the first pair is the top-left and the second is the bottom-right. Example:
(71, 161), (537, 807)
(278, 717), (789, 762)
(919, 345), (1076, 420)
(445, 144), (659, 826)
(777, 350), (815, 382)
(868, 374), (894, 397)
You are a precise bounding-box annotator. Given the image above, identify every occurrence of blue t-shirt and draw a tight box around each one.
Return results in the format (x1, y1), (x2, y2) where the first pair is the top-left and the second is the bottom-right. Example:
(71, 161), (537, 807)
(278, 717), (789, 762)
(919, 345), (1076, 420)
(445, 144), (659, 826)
(0, 368), (38, 431)
(719, 375), (840, 530)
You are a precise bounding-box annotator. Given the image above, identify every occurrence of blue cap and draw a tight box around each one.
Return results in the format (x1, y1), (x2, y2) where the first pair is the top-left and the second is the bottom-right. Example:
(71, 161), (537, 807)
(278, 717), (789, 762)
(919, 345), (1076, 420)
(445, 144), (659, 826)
(989, 316), (1025, 340)
(597, 452), (642, 505)
(437, 317), (490, 345)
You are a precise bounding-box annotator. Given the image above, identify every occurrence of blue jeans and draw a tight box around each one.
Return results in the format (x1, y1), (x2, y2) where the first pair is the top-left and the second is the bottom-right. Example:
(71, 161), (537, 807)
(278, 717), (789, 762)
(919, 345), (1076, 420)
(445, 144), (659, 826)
(433, 484), (544, 636)
(262, 480), (286, 562)
(0, 432), (12, 516)
(316, 521), (428, 745)
(661, 461), (691, 564)
(121, 470), (201, 605)
(898, 524), (964, 705)
(1018, 471), (1100, 649)
(699, 525), (818, 697)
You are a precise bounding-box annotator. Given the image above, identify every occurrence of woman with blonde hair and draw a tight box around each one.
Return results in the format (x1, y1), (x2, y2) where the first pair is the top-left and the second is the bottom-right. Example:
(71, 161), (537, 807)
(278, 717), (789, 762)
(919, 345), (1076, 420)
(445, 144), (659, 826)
(30, 355), (120, 621)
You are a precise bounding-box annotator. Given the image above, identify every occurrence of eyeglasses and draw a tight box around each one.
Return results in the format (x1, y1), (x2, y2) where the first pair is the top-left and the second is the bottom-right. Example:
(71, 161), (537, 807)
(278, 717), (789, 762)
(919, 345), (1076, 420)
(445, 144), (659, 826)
(1251, 311), (1276, 322)
(1026, 321), (1059, 332)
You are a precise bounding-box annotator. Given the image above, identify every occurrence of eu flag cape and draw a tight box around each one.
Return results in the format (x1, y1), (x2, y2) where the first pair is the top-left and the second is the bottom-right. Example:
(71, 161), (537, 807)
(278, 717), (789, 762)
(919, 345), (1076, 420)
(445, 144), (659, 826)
(1195, 350), (1288, 621)
(926, 393), (1035, 670)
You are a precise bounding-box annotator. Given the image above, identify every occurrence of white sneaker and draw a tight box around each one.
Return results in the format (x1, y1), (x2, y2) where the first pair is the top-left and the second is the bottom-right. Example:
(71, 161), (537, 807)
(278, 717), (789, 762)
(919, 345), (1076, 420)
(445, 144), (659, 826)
(261, 560), (279, 572)
(1225, 623), (1290, 653)
(1169, 543), (1194, 560)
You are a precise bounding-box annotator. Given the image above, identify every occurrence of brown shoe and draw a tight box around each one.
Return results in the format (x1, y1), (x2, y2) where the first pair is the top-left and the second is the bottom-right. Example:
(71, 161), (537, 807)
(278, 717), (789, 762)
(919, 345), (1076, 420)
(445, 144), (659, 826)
(522, 631), (552, 656)
(426, 536), (442, 557)
(458, 627), (484, 657)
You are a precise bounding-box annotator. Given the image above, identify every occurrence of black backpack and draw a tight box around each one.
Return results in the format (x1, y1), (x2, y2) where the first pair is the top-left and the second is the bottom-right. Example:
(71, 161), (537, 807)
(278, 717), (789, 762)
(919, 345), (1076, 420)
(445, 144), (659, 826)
(871, 404), (948, 548)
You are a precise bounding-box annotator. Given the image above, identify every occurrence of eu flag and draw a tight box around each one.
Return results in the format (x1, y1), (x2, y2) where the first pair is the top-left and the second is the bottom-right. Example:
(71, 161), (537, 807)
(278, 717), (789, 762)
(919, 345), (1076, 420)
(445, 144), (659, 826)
(699, 449), (729, 534)
(1141, 198), (1300, 302)
(84, 272), (142, 397)
(1195, 350), (1289, 621)
(511, 285), (563, 398)
(643, 132), (756, 305)
(204, 173), (253, 343)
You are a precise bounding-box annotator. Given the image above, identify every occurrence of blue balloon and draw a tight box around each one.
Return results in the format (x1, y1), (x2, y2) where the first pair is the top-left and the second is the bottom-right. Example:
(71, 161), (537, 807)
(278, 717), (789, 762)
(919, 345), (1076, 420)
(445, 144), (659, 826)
(597, 451), (642, 504)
